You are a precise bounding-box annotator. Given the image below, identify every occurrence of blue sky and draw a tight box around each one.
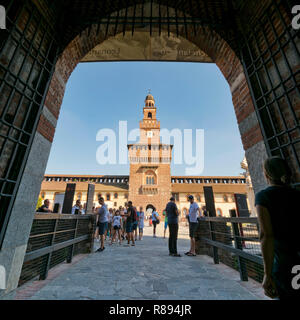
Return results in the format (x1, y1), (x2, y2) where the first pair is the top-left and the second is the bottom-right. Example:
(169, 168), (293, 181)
(45, 61), (245, 176)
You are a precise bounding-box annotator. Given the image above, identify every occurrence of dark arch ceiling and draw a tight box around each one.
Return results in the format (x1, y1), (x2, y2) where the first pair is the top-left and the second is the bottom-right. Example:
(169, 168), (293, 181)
(34, 0), (292, 58)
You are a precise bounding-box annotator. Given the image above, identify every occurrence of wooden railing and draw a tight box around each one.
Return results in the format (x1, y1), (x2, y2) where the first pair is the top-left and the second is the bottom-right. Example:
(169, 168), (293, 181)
(18, 213), (96, 286)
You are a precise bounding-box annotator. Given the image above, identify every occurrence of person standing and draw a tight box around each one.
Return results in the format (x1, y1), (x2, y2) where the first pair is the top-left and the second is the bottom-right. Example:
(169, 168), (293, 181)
(255, 156), (300, 300)
(185, 195), (201, 257)
(36, 199), (52, 213)
(93, 206), (100, 242)
(137, 206), (145, 240)
(119, 206), (126, 240)
(152, 208), (159, 238)
(202, 206), (208, 217)
(111, 210), (122, 245)
(71, 200), (81, 215)
(132, 206), (139, 241)
(105, 208), (113, 241)
(163, 210), (168, 239)
(96, 197), (108, 252)
(165, 197), (180, 257)
(124, 201), (135, 246)
(123, 204), (128, 240)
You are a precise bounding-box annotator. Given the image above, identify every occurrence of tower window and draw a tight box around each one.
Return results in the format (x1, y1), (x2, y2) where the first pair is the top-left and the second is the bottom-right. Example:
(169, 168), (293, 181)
(145, 170), (156, 185)
(148, 112), (152, 118)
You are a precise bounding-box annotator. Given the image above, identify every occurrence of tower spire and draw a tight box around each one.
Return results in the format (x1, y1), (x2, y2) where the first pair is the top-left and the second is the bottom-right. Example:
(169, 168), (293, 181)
(145, 91), (155, 107)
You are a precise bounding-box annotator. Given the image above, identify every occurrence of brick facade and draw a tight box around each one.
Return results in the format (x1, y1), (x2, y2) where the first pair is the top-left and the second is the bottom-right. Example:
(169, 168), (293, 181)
(128, 95), (172, 215)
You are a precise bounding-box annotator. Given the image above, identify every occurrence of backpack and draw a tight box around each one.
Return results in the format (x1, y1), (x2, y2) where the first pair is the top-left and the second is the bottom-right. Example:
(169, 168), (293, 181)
(153, 211), (160, 224)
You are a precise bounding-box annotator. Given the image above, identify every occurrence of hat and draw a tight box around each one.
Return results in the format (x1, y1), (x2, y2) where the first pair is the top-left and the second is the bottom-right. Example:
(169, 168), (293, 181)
(188, 195), (194, 200)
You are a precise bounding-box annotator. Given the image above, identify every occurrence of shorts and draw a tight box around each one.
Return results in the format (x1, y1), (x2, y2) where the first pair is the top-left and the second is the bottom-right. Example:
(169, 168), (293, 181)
(98, 222), (108, 235)
(164, 221), (168, 229)
(189, 222), (198, 238)
(114, 225), (121, 230)
(126, 222), (133, 233)
(152, 220), (157, 229)
(139, 227), (143, 233)
(132, 222), (138, 231)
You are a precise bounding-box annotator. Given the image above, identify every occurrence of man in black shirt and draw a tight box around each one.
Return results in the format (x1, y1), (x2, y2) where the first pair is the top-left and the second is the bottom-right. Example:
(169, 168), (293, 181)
(165, 197), (180, 257)
(124, 201), (135, 246)
(36, 199), (52, 213)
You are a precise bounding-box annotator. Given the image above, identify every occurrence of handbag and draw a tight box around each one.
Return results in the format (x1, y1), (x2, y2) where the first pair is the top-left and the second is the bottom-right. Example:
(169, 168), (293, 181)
(156, 215), (160, 224)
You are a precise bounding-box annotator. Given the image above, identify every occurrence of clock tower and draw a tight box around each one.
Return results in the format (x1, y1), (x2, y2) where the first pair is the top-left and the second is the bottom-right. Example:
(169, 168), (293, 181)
(127, 94), (173, 216)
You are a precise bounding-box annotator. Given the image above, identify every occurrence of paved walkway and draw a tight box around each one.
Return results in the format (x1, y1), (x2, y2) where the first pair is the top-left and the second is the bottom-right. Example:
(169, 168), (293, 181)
(15, 224), (268, 300)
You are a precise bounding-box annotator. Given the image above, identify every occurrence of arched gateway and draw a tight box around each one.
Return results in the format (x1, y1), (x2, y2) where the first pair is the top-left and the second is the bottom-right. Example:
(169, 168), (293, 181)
(0, 0), (298, 296)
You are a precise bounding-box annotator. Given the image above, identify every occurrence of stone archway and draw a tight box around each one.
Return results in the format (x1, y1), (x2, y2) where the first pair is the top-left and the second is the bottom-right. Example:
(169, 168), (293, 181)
(2, 20), (267, 292)
(39, 23), (267, 197)
(1, 0), (298, 298)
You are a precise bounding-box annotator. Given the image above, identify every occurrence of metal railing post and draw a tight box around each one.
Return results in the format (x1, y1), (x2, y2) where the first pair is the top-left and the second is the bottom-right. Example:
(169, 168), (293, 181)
(39, 218), (58, 280)
(209, 220), (219, 264)
(230, 209), (248, 281)
(67, 216), (79, 263)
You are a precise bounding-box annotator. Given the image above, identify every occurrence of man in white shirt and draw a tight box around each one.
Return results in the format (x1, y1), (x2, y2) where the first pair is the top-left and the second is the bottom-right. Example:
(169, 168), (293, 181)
(185, 195), (201, 256)
(96, 197), (108, 252)
(71, 200), (81, 215)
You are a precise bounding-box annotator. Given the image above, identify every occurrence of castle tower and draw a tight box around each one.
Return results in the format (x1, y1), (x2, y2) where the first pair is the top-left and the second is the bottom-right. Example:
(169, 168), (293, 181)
(127, 94), (173, 216)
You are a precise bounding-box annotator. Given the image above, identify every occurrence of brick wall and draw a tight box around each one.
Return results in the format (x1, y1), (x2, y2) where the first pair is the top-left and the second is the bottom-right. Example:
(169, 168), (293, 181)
(128, 163), (171, 215)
